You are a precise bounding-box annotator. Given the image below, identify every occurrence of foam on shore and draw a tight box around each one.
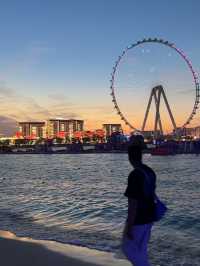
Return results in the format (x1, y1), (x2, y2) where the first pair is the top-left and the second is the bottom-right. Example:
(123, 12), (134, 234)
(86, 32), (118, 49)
(0, 230), (131, 266)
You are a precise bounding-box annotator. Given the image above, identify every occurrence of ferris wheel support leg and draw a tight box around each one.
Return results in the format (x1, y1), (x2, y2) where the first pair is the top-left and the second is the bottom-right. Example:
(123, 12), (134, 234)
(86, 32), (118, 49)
(154, 91), (163, 135)
(142, 90), (154, 131)
(161, 87), (177, 132)
(154, 88), (162, 137)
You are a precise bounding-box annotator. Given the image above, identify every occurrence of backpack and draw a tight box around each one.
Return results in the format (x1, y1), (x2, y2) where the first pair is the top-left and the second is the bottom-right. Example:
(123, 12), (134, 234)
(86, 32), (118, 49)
(136, 167), (167, 222)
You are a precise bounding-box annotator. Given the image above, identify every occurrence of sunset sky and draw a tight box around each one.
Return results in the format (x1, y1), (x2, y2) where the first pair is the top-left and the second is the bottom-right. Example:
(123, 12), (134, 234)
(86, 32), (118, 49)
(0, 0), (200, 136)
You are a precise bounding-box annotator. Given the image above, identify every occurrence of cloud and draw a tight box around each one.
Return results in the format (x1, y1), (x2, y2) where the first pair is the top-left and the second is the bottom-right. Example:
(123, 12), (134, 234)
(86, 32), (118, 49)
(177, 89), (194, 94)
(0, 83), (82, 124)
(0, 83), (120, 134)
(23, 97), (52, 118)
(48, 93), (69, 102)
(21, 41), (54, 67)
(46, 93), (82, 119)
(0, 116), (17, 137)
(2, 41), (55, 76)
(0, 84), (18, 101)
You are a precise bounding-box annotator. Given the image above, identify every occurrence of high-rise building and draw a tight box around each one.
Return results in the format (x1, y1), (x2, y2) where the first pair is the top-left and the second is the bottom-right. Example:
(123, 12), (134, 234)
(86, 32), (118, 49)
(47, 119), (84, 138)
(18, 122), (46, 139)
(103, 124), (122, 136)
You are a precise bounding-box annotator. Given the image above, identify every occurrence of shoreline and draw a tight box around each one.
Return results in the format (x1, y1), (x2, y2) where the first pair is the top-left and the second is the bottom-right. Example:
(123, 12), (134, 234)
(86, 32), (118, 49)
(0, 151), (198, 155)
(0, 230), (130, 266)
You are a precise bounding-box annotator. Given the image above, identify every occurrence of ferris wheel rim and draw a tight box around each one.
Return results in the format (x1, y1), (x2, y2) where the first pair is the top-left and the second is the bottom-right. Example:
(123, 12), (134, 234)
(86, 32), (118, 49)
(110, 37), (200, 131)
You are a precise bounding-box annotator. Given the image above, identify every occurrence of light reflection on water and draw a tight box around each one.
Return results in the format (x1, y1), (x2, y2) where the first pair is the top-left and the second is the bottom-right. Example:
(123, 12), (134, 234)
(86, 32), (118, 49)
(0, 154), (199, 266)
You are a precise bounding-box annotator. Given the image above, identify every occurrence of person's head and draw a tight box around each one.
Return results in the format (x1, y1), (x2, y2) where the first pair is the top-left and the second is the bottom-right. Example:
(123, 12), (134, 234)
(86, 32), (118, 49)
(128, 145), (142, 167)
(129, 134), (146, 149)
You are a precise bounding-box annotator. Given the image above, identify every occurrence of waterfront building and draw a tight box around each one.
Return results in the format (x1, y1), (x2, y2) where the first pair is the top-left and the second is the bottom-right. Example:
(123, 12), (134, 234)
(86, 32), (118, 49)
(18, 122), (46, 139)
(103, 123), (122, 136)
(47, 119), (84, 138)
(184, 127), (200, 139)
(142, 130), (154, 139)
(142, 130), (162, 139)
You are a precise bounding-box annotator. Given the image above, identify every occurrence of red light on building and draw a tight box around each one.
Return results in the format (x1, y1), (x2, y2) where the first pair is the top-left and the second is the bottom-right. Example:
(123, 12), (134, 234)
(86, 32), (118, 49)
(27, 134), (36, 140)
(84, 131), (94, 138)
(57, 131), (66, 138)
(15, 131), (22, 138)
(95, 129), (105, 137)
(74, 131), (83, 139)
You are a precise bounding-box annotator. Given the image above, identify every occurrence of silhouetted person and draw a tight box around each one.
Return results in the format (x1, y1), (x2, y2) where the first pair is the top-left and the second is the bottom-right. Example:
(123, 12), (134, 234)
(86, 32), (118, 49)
(122, 145), (156, 266)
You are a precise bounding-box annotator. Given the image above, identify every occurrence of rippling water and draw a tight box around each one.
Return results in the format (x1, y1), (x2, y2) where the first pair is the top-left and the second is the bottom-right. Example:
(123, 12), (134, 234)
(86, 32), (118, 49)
(0, 154), (199, 265)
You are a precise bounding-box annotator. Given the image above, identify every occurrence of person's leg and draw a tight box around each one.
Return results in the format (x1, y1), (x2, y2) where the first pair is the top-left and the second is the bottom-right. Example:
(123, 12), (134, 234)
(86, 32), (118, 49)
(122, 223), (152, 266)
(138, 223), (152, 265)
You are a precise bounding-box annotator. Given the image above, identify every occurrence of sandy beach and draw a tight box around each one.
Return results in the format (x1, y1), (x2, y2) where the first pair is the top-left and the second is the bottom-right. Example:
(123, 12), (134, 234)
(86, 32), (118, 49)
(0, 230), (131, 266)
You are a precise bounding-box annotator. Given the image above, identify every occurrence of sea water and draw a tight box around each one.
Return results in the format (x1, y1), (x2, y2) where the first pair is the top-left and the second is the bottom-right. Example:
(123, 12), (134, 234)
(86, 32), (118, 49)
(0, 154), (199, 266)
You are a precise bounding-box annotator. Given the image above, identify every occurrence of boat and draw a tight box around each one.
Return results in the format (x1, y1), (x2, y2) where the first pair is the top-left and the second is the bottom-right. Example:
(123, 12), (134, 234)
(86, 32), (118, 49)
(151, 147), (175, 155)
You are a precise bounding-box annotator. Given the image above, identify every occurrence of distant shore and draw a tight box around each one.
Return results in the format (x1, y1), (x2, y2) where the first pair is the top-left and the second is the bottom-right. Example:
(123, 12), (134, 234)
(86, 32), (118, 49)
(1, 140), (200, 155)
(0, 150), (199, 155)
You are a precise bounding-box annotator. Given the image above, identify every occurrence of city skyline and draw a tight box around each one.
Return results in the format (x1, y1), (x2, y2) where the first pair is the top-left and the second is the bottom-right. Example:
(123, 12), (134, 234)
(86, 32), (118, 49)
(0, 1), (200, 136)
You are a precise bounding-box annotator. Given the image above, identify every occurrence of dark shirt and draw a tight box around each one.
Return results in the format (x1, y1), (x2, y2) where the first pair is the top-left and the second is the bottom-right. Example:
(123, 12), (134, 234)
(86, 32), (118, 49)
(124, 164), (156, 225)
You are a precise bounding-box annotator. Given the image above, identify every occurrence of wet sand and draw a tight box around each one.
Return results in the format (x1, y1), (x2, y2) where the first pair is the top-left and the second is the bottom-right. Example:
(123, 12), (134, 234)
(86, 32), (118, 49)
(0, 230), (130, 266)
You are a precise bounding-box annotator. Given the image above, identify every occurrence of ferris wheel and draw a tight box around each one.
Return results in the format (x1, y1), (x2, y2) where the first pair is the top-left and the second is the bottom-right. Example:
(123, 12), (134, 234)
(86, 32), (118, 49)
(110, 38), (200, 133)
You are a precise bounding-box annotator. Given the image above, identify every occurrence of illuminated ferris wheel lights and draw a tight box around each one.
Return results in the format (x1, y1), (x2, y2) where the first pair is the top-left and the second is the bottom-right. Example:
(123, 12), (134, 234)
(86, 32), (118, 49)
(127, 45), (132, 50)
(110, 37), (199, 131)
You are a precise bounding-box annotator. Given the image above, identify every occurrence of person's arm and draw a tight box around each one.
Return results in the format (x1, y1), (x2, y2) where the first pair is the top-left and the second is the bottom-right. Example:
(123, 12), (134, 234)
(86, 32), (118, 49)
(124, 198), (138, 239)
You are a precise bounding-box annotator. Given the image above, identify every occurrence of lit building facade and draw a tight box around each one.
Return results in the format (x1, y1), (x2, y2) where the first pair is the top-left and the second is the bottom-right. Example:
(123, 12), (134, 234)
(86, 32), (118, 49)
(103, 124), (122, 136)
(47, 119), (84, 138)
(18, 122), (46, 139)
(142, 130), (162, 139)
(183, 127), (200, 138)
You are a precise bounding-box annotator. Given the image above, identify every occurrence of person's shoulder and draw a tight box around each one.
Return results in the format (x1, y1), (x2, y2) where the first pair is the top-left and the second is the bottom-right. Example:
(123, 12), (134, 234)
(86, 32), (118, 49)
(142, 164), (156, 176)
(142, 164), (153, 171)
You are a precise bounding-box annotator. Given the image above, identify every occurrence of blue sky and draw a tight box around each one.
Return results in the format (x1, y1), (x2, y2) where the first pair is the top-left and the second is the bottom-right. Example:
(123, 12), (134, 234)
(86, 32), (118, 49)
(0, 0), (200, 134)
